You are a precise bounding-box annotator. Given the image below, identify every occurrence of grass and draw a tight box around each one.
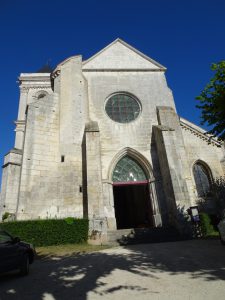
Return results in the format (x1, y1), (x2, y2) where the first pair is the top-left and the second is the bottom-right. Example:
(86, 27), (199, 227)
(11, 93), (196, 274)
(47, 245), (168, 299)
(204, 231), (219, 238)
(35, 243), (112, 258)
(207, 231), (219, 236)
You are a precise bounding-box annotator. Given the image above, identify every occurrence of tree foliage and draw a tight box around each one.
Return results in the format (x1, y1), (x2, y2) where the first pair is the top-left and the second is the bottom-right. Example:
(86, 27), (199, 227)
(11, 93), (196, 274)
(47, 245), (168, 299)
(196, 61), (225, 140)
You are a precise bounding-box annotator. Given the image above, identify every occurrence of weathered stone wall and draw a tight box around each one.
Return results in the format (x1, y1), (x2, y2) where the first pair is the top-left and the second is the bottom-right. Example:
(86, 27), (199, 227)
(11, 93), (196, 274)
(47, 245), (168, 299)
(83, 70), (173, 225)
(181, 120), (225, 205)
(16, 93), (61, 219)
(15, 56), (90, 220)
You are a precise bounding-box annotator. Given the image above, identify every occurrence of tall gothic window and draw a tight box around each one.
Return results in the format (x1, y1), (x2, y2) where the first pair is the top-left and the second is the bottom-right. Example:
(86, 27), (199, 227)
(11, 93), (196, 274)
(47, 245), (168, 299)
(193, 162), (212, 197)
(112, 156), (147, 182)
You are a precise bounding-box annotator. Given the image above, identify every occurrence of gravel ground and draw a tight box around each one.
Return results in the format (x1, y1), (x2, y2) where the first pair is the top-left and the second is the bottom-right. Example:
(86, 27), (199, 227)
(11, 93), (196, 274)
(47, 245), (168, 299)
(0, 239), (225, 300)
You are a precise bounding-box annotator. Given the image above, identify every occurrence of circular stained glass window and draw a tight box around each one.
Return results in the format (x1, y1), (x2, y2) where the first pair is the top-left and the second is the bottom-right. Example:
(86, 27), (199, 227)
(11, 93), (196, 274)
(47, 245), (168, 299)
(105, 93), (140, 123)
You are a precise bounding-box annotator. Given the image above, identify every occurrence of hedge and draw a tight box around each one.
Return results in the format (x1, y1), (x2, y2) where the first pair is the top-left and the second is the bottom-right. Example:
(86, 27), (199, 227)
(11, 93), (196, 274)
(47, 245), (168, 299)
(199, 213), (218, 237)
(0, 218), (89, 247)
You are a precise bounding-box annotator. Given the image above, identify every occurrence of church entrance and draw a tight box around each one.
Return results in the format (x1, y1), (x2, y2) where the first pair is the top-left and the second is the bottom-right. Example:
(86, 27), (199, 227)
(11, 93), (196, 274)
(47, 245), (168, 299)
(112, 155), (153, 229)
(113, 182), (152, 229)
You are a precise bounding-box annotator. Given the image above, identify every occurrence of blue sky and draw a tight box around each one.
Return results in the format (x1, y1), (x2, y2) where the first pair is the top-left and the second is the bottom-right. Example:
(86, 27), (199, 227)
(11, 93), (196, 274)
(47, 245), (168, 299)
(0, 0), (225, 182)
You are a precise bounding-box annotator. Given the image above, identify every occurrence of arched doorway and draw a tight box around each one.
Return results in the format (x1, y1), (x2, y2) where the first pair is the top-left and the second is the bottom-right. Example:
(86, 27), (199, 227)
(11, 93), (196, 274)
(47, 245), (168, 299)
(112, 155), (153, 229)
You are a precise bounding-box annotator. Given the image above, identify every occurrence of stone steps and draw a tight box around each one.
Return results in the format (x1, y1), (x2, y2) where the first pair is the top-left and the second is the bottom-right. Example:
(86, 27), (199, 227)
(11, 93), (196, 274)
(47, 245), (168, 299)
(107, 227), (186, 245)
(107, 229), (134, 243)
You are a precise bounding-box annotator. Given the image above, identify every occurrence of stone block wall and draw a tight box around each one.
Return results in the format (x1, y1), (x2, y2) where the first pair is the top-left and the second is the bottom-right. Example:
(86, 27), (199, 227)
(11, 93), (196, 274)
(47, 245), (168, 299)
(181, 119), (225, 205)
(83, 70), (173, 227)
(0, 149), (22, 218)
(16, 93), (61, 219)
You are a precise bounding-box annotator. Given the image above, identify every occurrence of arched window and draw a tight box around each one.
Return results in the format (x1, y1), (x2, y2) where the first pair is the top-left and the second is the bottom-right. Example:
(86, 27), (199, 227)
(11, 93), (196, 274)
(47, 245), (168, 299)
(112, 156), (147, 182)
(105, 93), (141, 123)
(193, 162), (212, 197)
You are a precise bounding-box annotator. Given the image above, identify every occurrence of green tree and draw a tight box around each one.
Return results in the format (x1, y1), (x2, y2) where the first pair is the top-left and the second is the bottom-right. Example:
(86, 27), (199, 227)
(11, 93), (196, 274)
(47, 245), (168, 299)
(196, 61), (225, 140)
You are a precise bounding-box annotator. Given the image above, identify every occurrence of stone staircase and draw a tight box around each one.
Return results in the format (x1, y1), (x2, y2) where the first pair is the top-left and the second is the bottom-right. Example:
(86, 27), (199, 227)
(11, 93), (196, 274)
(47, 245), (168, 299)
(107, 227), (188, 245)
(107, 229), (134, 245)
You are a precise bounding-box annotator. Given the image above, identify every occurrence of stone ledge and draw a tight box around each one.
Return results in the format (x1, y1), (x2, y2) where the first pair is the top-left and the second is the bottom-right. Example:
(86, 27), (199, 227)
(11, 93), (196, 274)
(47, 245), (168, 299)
(2, 162), (21, 169)
(4, 148), (23, 156)
(85, 121), (99, 132)
(153, 125), (174, 132)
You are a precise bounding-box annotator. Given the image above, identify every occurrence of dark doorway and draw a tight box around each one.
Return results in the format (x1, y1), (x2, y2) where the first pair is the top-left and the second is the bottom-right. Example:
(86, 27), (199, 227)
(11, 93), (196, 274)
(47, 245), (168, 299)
(113, 183), (153, 229)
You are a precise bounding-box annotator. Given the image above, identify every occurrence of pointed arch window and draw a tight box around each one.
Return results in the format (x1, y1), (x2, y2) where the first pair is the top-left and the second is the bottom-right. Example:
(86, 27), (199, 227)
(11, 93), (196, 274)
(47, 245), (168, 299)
(193, 162), (212, 197)
(112, 156), (147, 182)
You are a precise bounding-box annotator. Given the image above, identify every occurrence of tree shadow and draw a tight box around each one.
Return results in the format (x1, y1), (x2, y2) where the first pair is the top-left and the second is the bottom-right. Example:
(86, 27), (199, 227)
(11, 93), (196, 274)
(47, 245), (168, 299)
(0, 240), (225, 299)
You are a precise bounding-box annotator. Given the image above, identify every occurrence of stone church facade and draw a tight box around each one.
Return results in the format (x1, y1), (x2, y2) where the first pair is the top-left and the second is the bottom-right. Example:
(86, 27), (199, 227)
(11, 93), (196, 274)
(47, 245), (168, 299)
(1, 39), (225, 234)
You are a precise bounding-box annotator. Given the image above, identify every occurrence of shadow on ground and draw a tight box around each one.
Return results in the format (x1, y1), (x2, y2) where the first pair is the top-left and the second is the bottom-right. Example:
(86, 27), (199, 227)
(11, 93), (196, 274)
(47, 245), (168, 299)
(0, 239), (225, 300)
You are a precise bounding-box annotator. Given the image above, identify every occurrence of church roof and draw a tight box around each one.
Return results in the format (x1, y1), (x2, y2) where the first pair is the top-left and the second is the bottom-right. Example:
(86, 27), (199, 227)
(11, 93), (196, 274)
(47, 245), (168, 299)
(36, 64), (53, 73)
(180, 117), (222, 147)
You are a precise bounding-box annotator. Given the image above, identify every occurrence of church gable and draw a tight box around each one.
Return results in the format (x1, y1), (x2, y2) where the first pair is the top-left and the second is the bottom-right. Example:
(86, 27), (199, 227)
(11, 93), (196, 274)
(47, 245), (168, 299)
(82, 38), (166, 71)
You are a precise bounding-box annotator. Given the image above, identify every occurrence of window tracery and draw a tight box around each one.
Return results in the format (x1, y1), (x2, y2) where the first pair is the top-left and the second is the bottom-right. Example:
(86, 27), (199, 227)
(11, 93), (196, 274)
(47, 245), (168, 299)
(193, 162), (212, 197)
(105, 93), (140, 123)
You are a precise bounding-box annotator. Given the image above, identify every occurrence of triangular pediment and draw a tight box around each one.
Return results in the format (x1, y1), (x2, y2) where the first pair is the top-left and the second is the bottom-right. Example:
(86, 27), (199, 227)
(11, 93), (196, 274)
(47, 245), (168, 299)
(82, 39), (166, 71)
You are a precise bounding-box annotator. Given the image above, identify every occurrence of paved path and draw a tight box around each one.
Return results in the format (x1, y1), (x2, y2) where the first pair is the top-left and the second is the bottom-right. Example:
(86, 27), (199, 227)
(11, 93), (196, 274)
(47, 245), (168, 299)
(0, 240), (225, 300)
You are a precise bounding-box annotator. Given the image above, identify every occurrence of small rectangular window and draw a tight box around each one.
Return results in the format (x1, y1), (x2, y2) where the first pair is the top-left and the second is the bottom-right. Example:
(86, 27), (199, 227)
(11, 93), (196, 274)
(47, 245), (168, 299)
(61, 155), (65, 163)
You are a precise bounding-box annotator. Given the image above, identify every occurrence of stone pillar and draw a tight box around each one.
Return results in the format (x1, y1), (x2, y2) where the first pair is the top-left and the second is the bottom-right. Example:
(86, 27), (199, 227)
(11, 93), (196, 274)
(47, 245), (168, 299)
(149, 179), (162, 227)
(84, 121), (104, 218)
(59, 55), (88, 147)
(0, 149), (22, 219)
(14, 87), (28, 150)
(84, 121), (108, 244)
(153, 106), (192, 227)
(221, 142), (225, 174)
(102, 181), (117, 230)
(55, 55), (89, 218)
(17, 87), (28, 121)
(14, 120), (26, 150)
(0, 85), (27, 219)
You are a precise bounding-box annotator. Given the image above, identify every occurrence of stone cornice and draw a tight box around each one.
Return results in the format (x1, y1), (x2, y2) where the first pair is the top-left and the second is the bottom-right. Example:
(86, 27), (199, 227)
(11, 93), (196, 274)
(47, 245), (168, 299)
(85, 121), (99, 132)
(18, 73), (52, 90)
(4, 148), (23, 156)
(82, 69), (165, 72)
(18, 73), (51, 82)
(2, 162), (21, 169)
(180, 117), (222, 147)
(14, 120), (26, 132)
(20, 85), (52, 90)
(51, 68), (163, 79)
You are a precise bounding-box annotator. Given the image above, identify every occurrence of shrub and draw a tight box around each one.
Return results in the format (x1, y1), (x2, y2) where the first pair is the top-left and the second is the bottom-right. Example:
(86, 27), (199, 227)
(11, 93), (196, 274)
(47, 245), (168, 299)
(2, 212), (15, 222)
(2, 212), (10, 221)
(200, 213), (218, 236)
(0, 218), (89, 247)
